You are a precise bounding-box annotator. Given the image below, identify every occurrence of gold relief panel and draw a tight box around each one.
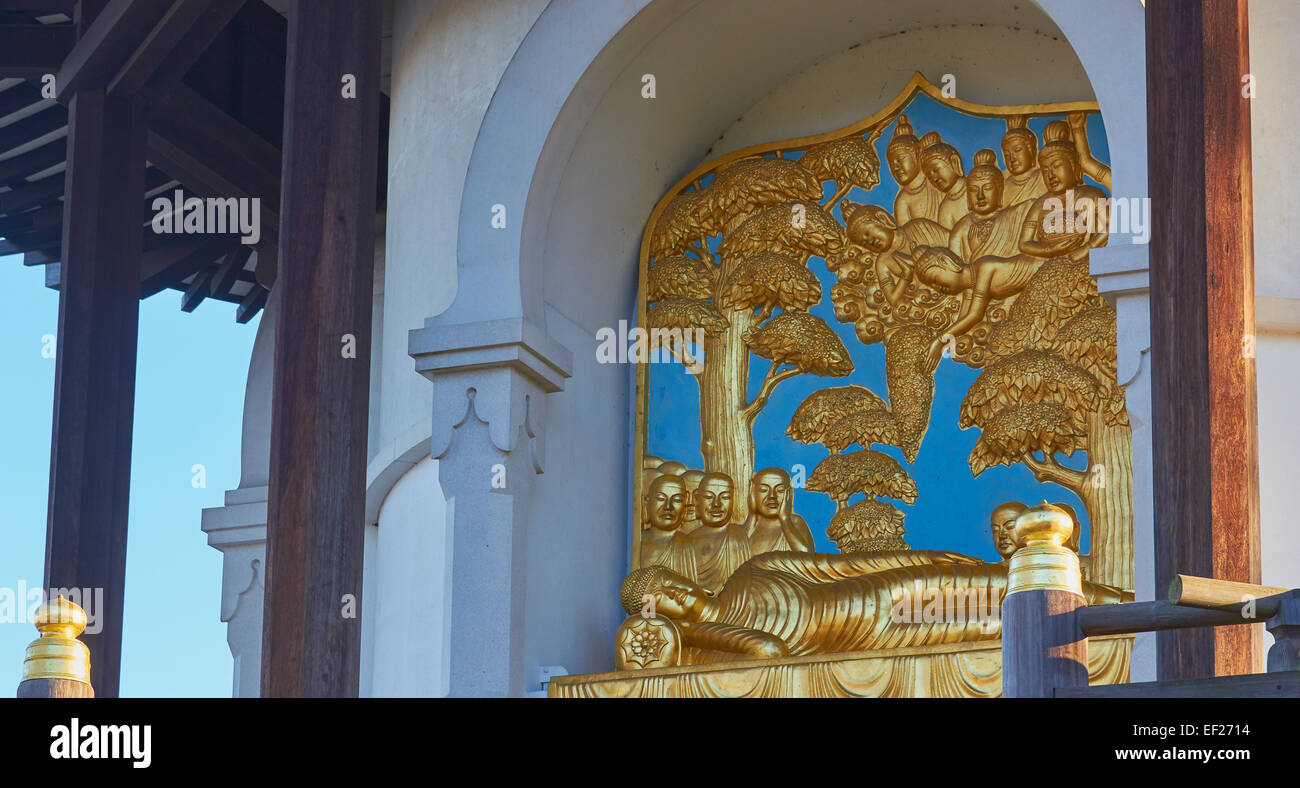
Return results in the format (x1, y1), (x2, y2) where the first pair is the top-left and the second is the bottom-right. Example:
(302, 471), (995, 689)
(590, 73), (1135, 695)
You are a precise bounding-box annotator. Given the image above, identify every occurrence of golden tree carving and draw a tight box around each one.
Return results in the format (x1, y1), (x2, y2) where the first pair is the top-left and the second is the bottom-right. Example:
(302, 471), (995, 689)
(958, 261), (1133, 588)
(644, 151), (863, 518)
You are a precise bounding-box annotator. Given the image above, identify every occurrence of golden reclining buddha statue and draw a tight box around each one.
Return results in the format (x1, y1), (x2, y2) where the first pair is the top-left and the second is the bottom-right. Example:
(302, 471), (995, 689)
(623, 491), (1126, 670)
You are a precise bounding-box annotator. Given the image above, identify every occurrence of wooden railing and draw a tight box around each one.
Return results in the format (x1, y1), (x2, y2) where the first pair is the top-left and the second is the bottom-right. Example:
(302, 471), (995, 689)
(1004, 568), (1299, 698)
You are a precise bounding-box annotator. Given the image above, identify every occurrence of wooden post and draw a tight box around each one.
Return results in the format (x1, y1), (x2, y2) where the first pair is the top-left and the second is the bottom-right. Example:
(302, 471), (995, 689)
(1146, 0), (1261, 679)
(261, 0), (381, 697)
(1002, 503), (1089, 698)
(44, 84), (147, 698)
(1266, 592), (1300, 673)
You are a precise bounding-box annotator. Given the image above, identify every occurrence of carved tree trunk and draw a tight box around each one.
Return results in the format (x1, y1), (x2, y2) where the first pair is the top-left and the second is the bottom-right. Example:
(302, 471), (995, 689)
(1077, 407), (1134, 590)
(700, 305), (756, 522)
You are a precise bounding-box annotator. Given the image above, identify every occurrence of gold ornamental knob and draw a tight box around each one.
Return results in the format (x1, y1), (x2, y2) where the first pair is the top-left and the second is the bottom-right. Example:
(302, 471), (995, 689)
(1014, 500), (1075, 549)
(20, 596), (92, 685)
(1007, 502), (1082, 596)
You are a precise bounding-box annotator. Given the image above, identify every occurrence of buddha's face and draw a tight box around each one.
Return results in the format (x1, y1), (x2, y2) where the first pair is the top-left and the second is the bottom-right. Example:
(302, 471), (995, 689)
(1040, 152), (1081, 195)
(649, 572), (708, 620)
(966, 173), (1002, 215)
(751, 471), (791, 517)
(1001, 134), (1036, 176)
(923, 156), (960, 192)
(887, 144), (920, 184)
(695, 478), (734, 527)
(645, 478), (687, 531)
(990, 504), (1026, 559)
(851, 218), (894, 254)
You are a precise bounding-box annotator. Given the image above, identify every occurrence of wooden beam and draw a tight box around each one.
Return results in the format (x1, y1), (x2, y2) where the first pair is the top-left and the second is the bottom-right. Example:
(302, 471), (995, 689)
(1147, 0), (1261, 680)
(262, 0), (380, 698)
(0, 81), (43, 119)
(44, 87), (147, 699)
(1056, 671), (1300, 698)
(209, 242), (251, 299)
(0, 138), (66, 183)
(138, 232), (235, 298)
(53, 0), (170, 100)
(0, 24), (75, 80)
(0, 174), (64, 213)
(235, 282), (264, 323)
(0, 226), (59, 254)
(180, 263), (214, 312)
(108, 0), (248, 98)
(0, 1), (76, 13)
(0, 103), (66, 152)
(145, 83), (280, 229)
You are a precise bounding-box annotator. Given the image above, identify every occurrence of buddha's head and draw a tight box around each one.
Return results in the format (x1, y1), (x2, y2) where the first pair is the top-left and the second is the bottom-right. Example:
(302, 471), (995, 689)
(643, 474), (687, 532)
(911, 246), (965, 295)
(1000, 121), (1039, 177)
(749, 467), (794, 520)
(694, 472), (735, 528)
(621, 565), (709, 621)
(1037, 120), (1082, 196)
(965, 149), (1004, 216)
(990, 501), (1029, 559)
(886, 114), (922, 184)
(920, 132), (964, 192)
(843, 201), (896, 254)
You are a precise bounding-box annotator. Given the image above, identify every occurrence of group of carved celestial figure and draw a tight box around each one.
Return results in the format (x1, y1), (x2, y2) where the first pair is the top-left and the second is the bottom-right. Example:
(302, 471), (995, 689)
(832, 110), (1111, 370)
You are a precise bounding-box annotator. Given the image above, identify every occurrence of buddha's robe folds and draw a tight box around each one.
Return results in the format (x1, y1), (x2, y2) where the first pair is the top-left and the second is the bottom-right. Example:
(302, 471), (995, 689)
(948, 201), (1033, 262)
(687, 523), (752, 592)
(1001, 167), (1047, 209)
(894, 173), (944, 226)
(642, 530), (697, 580)
(701, 550), (1127, 656)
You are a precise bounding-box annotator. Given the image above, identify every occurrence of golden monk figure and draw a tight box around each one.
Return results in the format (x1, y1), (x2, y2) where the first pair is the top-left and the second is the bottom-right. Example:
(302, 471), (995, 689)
(744, 468), (815, 555)
(683, 472), (752, 592)
(989, 501), (1028, 564)
(1017, 120), (1109, 260)
(841, 201), (947, 306)
(999, 117), (1047, 208)
(919, 131), (969, 229)
(886, 114), (944, 225)
(639, 475), (697, 579)
(947, 149), (1034, 262)
(618, 549), (1129, 662)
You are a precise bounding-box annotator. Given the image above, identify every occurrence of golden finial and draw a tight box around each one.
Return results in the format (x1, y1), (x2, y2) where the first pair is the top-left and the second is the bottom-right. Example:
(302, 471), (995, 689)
(20, 596), (93, 687)
(1007, 502), (1083, 596)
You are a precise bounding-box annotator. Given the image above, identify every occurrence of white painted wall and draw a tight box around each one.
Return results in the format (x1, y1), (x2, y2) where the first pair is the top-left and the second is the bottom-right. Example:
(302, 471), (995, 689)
(1250, 0), (1300, 654)
(367, 458), (451, 697)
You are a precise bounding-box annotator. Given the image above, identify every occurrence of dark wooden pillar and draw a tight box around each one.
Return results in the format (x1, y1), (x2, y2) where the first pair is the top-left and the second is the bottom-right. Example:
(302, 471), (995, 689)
(44, 86), (148, 698)
(261, 0), (381, 697)
(1147, 0), (1261, 679)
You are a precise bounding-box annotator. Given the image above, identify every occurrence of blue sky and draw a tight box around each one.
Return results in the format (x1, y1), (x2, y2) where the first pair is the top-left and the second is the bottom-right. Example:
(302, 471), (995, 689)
(1, 254), (254, 697)
(649, 94), (1109, 560)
